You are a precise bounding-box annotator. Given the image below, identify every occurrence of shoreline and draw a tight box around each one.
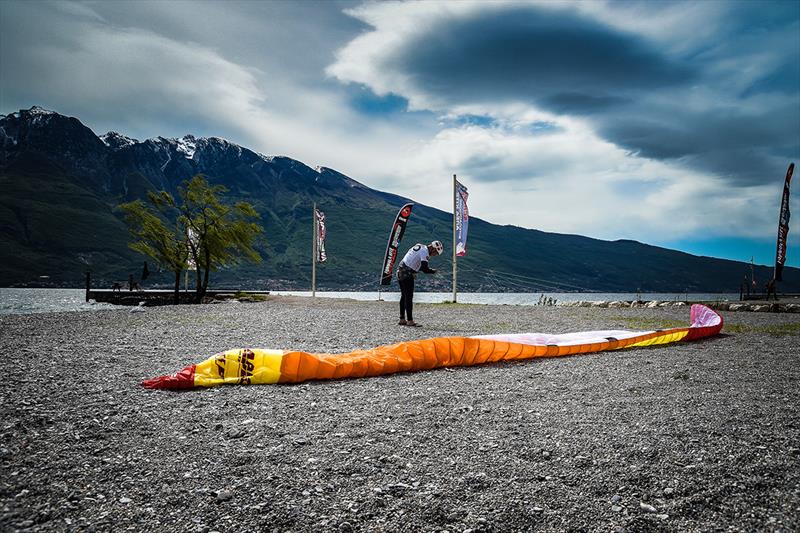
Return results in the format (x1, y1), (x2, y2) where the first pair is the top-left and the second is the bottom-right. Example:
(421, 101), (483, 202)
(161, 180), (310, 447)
(2, 298), (799, 531)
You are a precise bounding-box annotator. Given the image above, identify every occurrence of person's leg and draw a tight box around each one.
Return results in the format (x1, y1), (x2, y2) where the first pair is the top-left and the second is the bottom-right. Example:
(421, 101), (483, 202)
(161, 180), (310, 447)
(406, 278), (415, 323)
(399, 276), (411, 323)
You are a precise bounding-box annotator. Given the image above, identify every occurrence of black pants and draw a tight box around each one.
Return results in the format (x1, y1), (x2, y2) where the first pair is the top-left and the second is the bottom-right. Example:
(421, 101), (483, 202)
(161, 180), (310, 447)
(398, 274), (415, 321)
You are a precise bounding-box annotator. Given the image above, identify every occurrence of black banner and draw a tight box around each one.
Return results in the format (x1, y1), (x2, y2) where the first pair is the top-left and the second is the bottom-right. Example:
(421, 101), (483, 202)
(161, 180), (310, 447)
(775, 163), (793, 281)
(380, 203), (414, 286)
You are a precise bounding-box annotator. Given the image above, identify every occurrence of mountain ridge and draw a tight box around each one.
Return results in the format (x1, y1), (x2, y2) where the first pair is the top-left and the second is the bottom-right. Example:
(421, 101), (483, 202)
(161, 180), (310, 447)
(1, 106), (796, 293)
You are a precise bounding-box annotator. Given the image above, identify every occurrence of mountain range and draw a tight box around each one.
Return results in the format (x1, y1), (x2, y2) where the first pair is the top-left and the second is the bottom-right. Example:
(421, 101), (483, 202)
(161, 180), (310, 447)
(1, 106), (796, 293)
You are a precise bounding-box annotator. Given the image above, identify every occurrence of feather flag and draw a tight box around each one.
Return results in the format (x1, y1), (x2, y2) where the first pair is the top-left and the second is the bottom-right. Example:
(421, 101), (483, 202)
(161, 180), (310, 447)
(455, 179), (469, 257)
(380, 203), (413, 285)
(774, 163), (793, 281)
(315, 208), (327, 263)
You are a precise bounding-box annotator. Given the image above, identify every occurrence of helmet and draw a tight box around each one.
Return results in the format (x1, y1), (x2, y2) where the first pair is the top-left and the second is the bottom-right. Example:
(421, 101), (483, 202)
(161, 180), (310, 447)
(430, 240), (444, 255)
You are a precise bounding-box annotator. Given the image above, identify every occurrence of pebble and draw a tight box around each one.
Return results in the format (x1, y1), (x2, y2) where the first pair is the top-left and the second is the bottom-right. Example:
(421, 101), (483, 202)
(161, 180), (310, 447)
(3, 296), (797, 532)
(640, 502), (657, 513)
(119, 496), (132, 504)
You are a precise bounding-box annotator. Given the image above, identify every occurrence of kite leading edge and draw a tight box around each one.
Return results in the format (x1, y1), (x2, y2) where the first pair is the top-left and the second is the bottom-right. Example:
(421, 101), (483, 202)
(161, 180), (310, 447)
(142, 304), (723, 390)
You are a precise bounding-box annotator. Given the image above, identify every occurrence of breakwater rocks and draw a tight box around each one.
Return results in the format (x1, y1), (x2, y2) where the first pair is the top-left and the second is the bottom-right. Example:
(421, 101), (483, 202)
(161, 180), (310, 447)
(559, 300), (800, 313)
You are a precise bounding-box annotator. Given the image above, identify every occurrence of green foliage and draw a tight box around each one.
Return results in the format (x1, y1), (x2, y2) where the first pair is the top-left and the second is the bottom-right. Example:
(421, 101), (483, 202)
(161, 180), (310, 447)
(117, 175), (262, 298)
(176, 175), (262, 293)
(119, 198), (187, 275)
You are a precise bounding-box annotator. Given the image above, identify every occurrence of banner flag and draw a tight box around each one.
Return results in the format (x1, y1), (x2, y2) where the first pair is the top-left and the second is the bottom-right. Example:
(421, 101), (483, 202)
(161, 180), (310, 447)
(380, 203), (414, 286)
(315, 208), (327, 263)
(775, 163), (793, 281)
(455, 179), (469, 257)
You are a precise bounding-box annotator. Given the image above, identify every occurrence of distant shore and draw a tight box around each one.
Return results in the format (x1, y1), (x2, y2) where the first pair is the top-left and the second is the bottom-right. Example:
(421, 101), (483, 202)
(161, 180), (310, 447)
(2, 297), (798, 531)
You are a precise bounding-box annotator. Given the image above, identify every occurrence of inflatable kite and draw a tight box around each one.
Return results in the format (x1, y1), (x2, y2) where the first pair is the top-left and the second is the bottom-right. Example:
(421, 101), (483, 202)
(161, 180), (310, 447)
(143, 304), (722, 390)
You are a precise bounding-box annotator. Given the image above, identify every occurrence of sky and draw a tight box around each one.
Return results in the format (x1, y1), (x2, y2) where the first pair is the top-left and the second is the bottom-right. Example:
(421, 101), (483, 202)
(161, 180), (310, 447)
(1, 0), (798, 267)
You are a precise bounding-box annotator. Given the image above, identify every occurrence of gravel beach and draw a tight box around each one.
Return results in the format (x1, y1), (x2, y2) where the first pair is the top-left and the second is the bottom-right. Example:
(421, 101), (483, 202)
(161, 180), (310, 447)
(2, 296), (799, 532)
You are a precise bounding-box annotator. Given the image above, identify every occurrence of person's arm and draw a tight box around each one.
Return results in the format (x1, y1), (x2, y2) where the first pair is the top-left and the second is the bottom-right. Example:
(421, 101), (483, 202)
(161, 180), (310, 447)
(419, 261), (436, 274)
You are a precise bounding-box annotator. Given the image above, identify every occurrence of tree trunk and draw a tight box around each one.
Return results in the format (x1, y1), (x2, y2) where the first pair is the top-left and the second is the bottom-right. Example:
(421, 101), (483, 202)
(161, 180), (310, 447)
(202, 249), (211, 295)
(194, 268), (203, 304)
(173, 270), (181, 305)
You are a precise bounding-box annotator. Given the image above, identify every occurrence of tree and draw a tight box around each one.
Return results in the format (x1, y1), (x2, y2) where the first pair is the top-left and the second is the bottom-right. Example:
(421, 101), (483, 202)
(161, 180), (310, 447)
(119, 194), (188, 305)
(120, 175), (262, 304)
(177, 175), (262, 301)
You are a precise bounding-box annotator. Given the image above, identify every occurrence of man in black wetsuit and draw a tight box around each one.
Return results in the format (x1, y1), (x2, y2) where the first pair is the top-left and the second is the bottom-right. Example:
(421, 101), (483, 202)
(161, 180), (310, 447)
(397, 240), (443, 327)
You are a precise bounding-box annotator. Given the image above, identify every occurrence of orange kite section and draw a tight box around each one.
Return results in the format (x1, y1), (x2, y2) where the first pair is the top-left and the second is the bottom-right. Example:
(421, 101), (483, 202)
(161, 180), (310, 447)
(142, 304), (723, 390)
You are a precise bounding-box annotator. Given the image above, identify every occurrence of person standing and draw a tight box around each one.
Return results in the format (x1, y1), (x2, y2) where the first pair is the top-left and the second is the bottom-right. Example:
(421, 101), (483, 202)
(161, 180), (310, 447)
(397, 240), (443, 327)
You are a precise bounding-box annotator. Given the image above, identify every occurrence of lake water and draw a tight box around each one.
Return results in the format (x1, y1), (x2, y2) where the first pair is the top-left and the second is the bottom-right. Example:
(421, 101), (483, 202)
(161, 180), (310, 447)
(0, 287), (739, 315)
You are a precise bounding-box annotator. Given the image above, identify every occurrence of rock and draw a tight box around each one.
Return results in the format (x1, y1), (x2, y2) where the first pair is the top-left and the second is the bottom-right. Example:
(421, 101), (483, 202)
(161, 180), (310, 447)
(227, 428), (246, 439)
(119, 496), (132, 504)
(216, 490), (233, 502)
(663, 487), (675, 497)
(611, 494), (621, 503)
(656, 514), (669, 520)
(542, 450), (551, 459)
(611, 505), (622, 512)
(645, 301), (661, 308)
(339, 522), (353, 532)
(640, 502), (657, 513)
(751, 305), (770, 312)
(608, 301), (626, 308)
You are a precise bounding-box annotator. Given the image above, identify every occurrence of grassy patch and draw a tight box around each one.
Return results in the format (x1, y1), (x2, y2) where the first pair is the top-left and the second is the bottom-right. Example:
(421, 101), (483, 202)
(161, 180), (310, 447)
(234, 291), (271, 302)
(612, 317), (686, 330)
(614, 316), (800, 336)
(723, 323), (800, 336)
(432, 300), (479, 306)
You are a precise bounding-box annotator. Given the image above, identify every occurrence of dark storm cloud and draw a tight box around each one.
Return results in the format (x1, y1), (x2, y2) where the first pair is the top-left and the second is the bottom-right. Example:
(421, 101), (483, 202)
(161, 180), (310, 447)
(388, 6), (695, 113)
(600, 98), (800, 184)
(335, 1), (800, 186)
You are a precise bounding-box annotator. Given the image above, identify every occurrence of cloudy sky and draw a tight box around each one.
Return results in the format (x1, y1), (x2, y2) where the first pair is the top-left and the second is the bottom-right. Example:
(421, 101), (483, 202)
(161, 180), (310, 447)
(2, 0), (798, 266)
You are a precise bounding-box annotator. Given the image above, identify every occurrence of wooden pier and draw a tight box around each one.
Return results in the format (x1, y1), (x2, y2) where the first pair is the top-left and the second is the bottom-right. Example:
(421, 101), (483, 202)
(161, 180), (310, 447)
(86, 288), (271, 306)
(85, 272), (268, 306)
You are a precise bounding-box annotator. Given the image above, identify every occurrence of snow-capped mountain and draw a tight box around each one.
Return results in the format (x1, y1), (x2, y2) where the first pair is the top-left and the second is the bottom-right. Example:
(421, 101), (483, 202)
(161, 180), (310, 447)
(1, 106), (794, 292)
(0, 106), (367, 199)
(100, 131), (138, 150)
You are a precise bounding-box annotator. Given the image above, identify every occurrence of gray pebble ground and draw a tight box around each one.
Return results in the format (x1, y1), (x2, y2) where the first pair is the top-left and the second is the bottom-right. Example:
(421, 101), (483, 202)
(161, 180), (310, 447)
(1, 296), (799, 532)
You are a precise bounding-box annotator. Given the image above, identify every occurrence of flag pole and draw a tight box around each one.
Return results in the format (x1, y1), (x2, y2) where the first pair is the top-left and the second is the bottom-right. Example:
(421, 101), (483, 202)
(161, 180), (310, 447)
(312, 202), (317, 298)
(452, 174), (457, 303)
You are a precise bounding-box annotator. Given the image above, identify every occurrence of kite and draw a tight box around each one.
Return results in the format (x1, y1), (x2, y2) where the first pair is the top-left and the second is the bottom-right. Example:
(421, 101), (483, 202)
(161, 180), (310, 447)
(143, 304), (723, 390)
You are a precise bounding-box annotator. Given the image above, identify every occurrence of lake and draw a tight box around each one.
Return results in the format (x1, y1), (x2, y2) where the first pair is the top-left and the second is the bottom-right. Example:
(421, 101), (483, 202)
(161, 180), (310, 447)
(0, 288), (739, 315)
